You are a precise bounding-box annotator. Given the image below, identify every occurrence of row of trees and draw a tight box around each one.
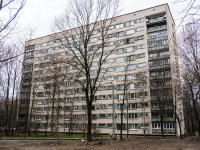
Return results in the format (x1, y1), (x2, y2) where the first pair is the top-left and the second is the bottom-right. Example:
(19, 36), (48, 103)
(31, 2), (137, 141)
(179, 19), (200, 137)
(0, 0), (199, 141)
(0, 0), (26, 137)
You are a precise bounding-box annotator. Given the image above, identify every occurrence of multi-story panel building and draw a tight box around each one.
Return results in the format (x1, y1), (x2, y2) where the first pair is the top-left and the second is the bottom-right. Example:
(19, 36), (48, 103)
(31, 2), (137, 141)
(19, 3), (184, 135)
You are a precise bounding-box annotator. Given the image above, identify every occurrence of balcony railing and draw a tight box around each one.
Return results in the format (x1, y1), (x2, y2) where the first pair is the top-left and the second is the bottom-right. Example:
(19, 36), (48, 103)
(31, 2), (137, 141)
(146, 17), (166, 25)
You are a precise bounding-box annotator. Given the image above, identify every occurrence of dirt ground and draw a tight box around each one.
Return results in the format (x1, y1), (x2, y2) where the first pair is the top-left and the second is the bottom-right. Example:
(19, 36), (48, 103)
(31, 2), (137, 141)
(0, 137), (200, 150)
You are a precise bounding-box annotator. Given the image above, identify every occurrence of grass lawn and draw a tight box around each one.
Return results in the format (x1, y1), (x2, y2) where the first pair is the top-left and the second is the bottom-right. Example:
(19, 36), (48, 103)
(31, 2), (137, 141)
(0, 132), (109, 140)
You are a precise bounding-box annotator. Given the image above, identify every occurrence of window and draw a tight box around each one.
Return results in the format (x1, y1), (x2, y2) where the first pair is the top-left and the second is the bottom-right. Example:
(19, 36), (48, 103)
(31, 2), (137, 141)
(126, 29), (134, 35)
(108, 104), (113, 109)
(127, 74), (136, 80)
(101, 68), (106, 73)
(26, 45), (35, 51)
(99, 124), (106, 128)
(136, 18), (143, 23)
(66, 89), (72, 94)
(139, 82), (147, 87)
(36, 115), (42, 120)
(129, 93), (136, 99)
(90, 70), (97, 75)
(129, 113), (137, 119)
(74, 97), (78, 102)
(107, 59), (114, 63)
(108, 95), (112, 99)
(137, 35), (144, 40)
(80, 97), (86, 102)
(107, 33), (115, 38)
(117, 75), (125, 80)
(138, 53), (145, 58)
(129, 103), (137, 109)
(25, 51), (34, 57)
(116, 23), (124, 29)
(116, 40), (125, 45)
(148, 39), (168, 48)
(66, 81), (71, 86)
(66, 98), (71, 103)
(36, 107), (42, 112)
(129, 83), (136, 89)
(108, 67), (114, 71)
(107, 41), (115, 46)
(140, 92), (147, 97)
(65, 124), (70, 129)
(138, 44), (145, 49)
(126, 38), (135, 44)
(108, 114), (113, 118)
(67, 65), (73, 71)
(100, 104), (106, 109)
(92, 61), (98, 66)
(42, 42), (47, 47)
(116, 31), (124, 37)
(116, 57), (125, 63)
(141, 112), (148, 117)
(108, 76), (114, 80)
(98, 86), (105, 90)
(118, 94), (124, 100)
(116, 104), (123, 109)
(116, 66), (125, 71)
(109, 25), (114, 29)
(24, 58), (34, 64)
(128, 64), (136, 70)
(149, 53), (157, 58)
(116, 114), (125, 119)
(80, 124), (86, 129)
(65, 115), (70, 120)
(126, 46), (135, 52)
(116, 48), (124, 54)
(99, 95), (105, 99)
(117, 84), (125, 90)
(91, 37), (98, 43)
(126, 21), (134, 26)
(73, 106), (78, 111)
(147, 30), (167, 39)
(138, 63), (146, 68)
(137, 27), (144, 31)
(129, 124), (138, 130)
(92, 30), (98, 35)
(127, 55), (135, 61)
(99, 114), (106, 118)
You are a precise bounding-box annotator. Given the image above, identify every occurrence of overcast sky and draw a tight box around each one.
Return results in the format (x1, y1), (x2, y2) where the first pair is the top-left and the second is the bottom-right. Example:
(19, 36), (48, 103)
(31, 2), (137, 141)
(17, 0), (197, 39)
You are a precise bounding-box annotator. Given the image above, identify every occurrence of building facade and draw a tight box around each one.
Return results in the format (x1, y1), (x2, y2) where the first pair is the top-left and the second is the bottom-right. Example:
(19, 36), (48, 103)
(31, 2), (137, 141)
(19, 4), (184, 135)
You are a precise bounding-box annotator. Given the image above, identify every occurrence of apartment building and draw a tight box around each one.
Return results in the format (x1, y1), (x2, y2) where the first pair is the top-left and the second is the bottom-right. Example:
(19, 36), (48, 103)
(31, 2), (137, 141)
(18, 3), (184, 136)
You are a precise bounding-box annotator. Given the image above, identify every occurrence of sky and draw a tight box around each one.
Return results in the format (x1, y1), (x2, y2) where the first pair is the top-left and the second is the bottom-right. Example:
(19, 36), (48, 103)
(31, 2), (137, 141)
(16, 0), (198, 39)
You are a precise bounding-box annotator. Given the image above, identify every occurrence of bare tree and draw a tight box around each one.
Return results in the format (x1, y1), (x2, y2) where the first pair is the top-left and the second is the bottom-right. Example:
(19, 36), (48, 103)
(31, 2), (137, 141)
(0, 0), (26, 40)
(53, 0), (121, 141)
(0, 43), (22, 136)
(41, 57), (66, 137)
(179, 19), (200, 137)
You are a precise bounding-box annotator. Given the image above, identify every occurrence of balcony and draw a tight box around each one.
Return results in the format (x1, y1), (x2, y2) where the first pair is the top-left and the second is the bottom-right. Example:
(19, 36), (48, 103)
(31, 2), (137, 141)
(146, 17), (166, 25)
(149, 74), (171, 80)
(151, 118), (175, 122)
(147, 25), (167, 33)
(148, 45), (169, 51)
(150, 85), (172, 90)
(149, 64), (170, 70)
(151, 107), (174, 112)
(152, 129), (175, 134)
(150, 96), (173, 101)
(147, 35), (168, 42)
(148, 54), (170, 61)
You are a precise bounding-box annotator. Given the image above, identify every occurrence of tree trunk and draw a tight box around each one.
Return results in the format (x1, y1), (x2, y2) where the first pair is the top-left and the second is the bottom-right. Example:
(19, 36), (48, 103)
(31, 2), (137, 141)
(87, 101), (92, 141)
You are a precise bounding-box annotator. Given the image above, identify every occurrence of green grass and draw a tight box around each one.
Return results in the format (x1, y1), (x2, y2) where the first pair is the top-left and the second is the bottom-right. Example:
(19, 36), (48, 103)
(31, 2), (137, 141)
(0, 132), (87, 140)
